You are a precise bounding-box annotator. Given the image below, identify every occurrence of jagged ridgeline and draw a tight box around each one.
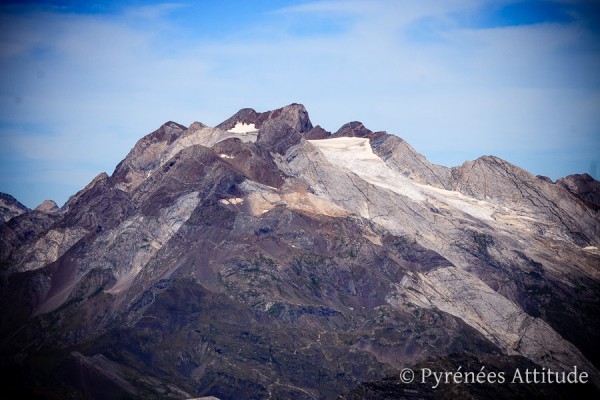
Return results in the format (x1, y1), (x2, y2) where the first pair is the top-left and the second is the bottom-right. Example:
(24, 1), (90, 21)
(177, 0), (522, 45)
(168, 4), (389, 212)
(1, 104), (599, 399)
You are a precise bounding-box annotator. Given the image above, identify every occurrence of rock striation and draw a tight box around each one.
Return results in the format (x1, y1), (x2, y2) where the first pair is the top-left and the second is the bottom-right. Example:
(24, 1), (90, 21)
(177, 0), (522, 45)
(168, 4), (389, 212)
(0, 103), (599, 399)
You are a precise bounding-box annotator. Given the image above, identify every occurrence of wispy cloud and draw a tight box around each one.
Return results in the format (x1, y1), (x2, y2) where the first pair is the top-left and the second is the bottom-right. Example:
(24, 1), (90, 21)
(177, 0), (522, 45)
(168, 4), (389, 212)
(123, 2), (188, 20)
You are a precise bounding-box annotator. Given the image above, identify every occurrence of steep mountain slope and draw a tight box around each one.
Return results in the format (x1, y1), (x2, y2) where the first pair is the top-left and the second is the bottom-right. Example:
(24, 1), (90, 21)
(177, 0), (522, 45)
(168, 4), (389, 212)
(1, 104), (599, 399)
(0, 192), (29, 223)
(557, 173), (600, 210)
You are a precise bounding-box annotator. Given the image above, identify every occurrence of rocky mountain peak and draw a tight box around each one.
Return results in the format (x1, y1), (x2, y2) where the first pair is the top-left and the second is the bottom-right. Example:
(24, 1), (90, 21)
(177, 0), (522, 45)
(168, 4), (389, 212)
(557, 173), (600, 209)
(332, 121), (373, 138)
(0, 192), (29, 223)
(110, 121), (188, 192)
(215, 107), (258, 130)
(302, 124), (331, 140)
(188, 121), (207, 131)
(34, 199), (59, 213)
(146, 120), (187, 144)
(256, 118), (303, 155)
(62, 172), (109, 212)
(216, 103), (313, 133)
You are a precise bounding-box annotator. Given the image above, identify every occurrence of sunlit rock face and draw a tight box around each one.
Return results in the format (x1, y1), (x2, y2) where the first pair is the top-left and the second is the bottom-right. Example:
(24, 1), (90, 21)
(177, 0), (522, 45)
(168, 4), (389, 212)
(1, 104), (599, 399)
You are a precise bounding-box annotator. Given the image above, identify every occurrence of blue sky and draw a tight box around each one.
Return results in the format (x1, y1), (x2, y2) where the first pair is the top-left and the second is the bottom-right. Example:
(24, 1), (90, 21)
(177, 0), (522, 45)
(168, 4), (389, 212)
(1, 0), (599, 208)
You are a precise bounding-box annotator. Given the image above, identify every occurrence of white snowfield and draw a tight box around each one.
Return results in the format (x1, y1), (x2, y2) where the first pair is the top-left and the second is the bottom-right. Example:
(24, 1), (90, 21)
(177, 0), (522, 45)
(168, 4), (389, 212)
(308, 137), (425, 201)
(228, 122), (258, 134)
(159, 123), (258, 168)
(308, 137), (495, 221)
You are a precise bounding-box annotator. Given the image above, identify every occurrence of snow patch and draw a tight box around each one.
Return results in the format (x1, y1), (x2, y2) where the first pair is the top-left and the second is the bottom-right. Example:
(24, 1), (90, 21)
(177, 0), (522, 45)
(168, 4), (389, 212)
(158, 126), (258, 170)
(219, 153), (235, 159)
(220, 197), (244, 205)
(228, 122), (258, 134)
(309, 137), (495, 221)
(308, 137), (425, 201)
(417, 184), (495, 221)
(582, 246), (600, 256)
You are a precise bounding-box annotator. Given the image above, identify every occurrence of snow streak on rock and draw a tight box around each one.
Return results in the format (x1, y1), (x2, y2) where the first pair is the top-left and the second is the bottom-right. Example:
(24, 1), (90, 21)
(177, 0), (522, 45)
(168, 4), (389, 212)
(228, 122), (258, 134)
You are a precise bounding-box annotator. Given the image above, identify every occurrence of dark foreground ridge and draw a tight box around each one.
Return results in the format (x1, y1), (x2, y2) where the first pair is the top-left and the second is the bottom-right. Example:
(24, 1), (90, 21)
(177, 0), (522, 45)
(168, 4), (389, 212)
(1, 104), (599, 399)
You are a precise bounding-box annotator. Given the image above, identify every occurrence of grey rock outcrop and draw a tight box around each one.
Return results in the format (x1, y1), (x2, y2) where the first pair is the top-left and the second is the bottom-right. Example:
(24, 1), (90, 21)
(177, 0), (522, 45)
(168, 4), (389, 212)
(256, 118), (303, 155)
(449, 156), (599, 246)
(370, 133), (451, 189)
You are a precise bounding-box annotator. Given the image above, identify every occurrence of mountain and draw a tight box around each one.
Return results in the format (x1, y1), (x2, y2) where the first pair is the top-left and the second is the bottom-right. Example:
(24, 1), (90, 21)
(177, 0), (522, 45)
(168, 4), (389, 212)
(34, 199), (60, 214)
(0, 193), (29, 224)
(1, 104), (599, 399)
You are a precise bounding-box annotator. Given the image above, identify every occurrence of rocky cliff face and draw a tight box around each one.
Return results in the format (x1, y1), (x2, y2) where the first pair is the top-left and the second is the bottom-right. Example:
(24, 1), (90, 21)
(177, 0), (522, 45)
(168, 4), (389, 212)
(557, 173), (600, 210)
(1, 104), (599, 399)
(0, 192), (29, 223)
